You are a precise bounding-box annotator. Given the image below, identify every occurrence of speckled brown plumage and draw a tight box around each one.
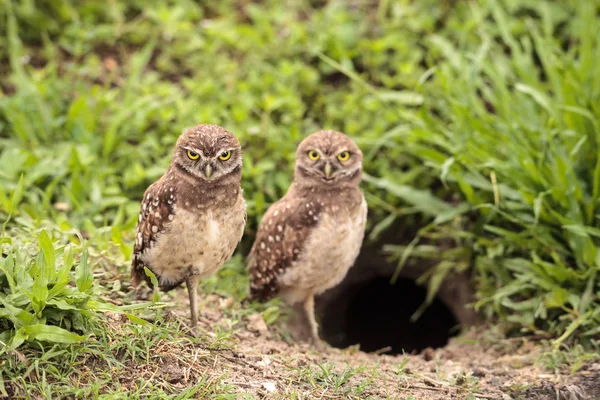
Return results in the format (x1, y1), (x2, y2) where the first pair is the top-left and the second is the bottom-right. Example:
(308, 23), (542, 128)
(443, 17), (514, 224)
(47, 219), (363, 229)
(132, 124), (246, 327)
(248, 130), (367, 345)
(132, 185), (176, 289)
(248, 194), (324, 301)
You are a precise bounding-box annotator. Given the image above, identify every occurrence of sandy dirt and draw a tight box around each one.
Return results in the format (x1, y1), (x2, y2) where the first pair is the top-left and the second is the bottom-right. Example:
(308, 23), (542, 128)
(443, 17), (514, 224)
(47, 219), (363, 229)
(6, 286), (597, 400)
(156, 290), (600, 400)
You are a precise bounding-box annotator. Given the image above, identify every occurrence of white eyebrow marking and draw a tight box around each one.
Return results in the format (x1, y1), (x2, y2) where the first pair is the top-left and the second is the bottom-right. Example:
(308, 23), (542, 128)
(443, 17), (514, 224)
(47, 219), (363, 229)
(184, 147), (204, 157)
(214, 148), (236, 159)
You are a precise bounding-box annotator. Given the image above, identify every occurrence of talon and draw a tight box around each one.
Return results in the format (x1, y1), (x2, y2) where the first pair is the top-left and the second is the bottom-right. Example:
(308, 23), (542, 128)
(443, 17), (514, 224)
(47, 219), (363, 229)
(180, 320), (203, 338)
(134, 286), (151, 300)
(313, 339), (330, 352)
(188, 326), (202, 338)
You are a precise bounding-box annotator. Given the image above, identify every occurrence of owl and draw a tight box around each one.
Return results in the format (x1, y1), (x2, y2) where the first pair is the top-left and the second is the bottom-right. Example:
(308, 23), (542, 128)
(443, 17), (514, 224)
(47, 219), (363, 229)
(132, 124), (246, 327)
(247, 130), (367, 345)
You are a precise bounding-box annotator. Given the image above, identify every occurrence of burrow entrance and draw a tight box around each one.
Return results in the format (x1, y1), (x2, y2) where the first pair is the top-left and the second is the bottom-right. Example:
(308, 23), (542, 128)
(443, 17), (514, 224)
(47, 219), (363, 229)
(320, 277), (459, 354)
(314, 243), (477, 355)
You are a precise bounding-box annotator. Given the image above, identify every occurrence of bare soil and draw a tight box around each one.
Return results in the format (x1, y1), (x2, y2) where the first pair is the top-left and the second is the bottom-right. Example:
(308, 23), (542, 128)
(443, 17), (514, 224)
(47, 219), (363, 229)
(160, 290), (600, 400)
(7, 286), (597, 399)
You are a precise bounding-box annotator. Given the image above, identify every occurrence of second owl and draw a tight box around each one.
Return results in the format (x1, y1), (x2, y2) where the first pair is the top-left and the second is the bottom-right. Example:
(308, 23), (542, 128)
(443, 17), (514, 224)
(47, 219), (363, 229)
(248, 130), (367, 345)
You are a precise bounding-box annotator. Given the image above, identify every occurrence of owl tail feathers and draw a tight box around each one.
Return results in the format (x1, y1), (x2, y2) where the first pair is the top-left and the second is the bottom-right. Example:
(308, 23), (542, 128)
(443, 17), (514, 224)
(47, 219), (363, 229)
(248, 281), (278, 303)
(130, 262), (156, 301)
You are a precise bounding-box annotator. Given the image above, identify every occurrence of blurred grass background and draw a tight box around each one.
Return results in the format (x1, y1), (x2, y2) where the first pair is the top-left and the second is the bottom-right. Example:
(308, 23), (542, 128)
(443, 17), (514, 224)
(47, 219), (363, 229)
(1, 0), (599, 364)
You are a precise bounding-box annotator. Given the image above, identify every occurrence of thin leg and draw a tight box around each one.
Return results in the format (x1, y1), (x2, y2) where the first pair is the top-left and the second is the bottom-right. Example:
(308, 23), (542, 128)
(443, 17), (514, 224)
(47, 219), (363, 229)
(303, 294), (320, 343)
(134, 284), (143, 299)
(131, 268), (147, 300)
(186, 276), (201, 327)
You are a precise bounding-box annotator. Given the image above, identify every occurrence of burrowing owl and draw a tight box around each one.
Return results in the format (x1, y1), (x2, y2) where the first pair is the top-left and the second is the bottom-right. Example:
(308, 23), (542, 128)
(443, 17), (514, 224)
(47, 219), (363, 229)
(132, 124), (246, 327)
(248, 130), (367, 345)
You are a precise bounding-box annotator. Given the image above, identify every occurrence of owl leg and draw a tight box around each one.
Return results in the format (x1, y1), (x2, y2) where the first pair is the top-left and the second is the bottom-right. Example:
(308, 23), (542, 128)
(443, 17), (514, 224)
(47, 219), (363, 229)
(186, 275), (201, 327)
(131, 266), (151, 300)
(303, 294), (320, 343)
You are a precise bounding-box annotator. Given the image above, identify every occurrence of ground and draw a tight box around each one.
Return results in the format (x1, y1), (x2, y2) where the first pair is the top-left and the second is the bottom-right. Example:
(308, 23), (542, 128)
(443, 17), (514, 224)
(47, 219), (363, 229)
(103, 288), (600, 400)
(2, 263), (599, 400)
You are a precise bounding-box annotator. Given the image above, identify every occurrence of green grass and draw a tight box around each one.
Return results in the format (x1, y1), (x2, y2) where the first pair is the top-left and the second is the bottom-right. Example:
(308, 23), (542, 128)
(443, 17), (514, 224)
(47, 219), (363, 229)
(380, 0), (600, 345)
(1, 0), (599, 397)
(293, 362), (370, 396)
(2, 314), (239, 399)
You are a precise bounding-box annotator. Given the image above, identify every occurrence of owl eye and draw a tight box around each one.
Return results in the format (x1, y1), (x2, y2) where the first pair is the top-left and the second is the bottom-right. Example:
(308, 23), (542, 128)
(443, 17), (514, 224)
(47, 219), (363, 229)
(307, 150), (320, 161)
(187, 150), (200, 160)
(218, 151), (232, 161)
(337, 151), (350, 162)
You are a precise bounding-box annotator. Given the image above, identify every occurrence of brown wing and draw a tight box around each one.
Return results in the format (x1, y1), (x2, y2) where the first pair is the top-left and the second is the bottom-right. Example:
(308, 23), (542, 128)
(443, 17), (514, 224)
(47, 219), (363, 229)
(131, 180), (176, 288)
(248, 194), (323, 301)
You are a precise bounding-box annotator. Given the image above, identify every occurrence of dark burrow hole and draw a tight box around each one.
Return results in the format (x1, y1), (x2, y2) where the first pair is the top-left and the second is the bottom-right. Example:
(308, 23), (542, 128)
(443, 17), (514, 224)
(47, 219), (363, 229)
(320, 277), (460, 355)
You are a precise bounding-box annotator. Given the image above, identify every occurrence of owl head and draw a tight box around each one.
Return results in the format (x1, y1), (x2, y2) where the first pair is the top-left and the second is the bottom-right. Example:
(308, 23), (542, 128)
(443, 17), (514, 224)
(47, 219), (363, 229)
(172, 124), (242, 183)
(294, 130), (363, 187)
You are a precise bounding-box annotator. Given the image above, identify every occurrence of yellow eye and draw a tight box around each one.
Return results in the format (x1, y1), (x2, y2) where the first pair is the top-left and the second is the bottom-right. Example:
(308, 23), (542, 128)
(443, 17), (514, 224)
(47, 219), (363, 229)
(337, 151), (350, 162)
(218, 151), (232, 161)
(187, 150), (200, 160)
(307, 150), (320, 161)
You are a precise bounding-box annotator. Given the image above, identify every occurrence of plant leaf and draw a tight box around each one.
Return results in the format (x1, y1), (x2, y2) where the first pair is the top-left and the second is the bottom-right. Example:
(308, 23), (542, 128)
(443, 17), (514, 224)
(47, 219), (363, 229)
(75, 251), (93, 292)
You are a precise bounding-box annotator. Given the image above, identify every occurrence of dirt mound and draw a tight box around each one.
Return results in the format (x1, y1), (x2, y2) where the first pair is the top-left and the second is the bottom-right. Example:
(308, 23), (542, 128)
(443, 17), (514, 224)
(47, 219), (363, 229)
(164, 291), (600, 399)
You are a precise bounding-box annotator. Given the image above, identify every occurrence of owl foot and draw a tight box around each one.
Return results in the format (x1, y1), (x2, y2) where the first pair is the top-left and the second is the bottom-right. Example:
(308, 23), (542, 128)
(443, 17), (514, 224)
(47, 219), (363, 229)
(134, 285), (152, 301)
(311, 338), (332, 352)
(180, 321), (203, 338)
(189, 325), (203, 338)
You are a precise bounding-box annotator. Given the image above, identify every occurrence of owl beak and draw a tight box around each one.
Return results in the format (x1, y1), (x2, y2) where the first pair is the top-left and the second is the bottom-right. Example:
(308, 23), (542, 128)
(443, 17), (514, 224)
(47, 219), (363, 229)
(205, 164), (213, 179)
(324, 162), (333, 179)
